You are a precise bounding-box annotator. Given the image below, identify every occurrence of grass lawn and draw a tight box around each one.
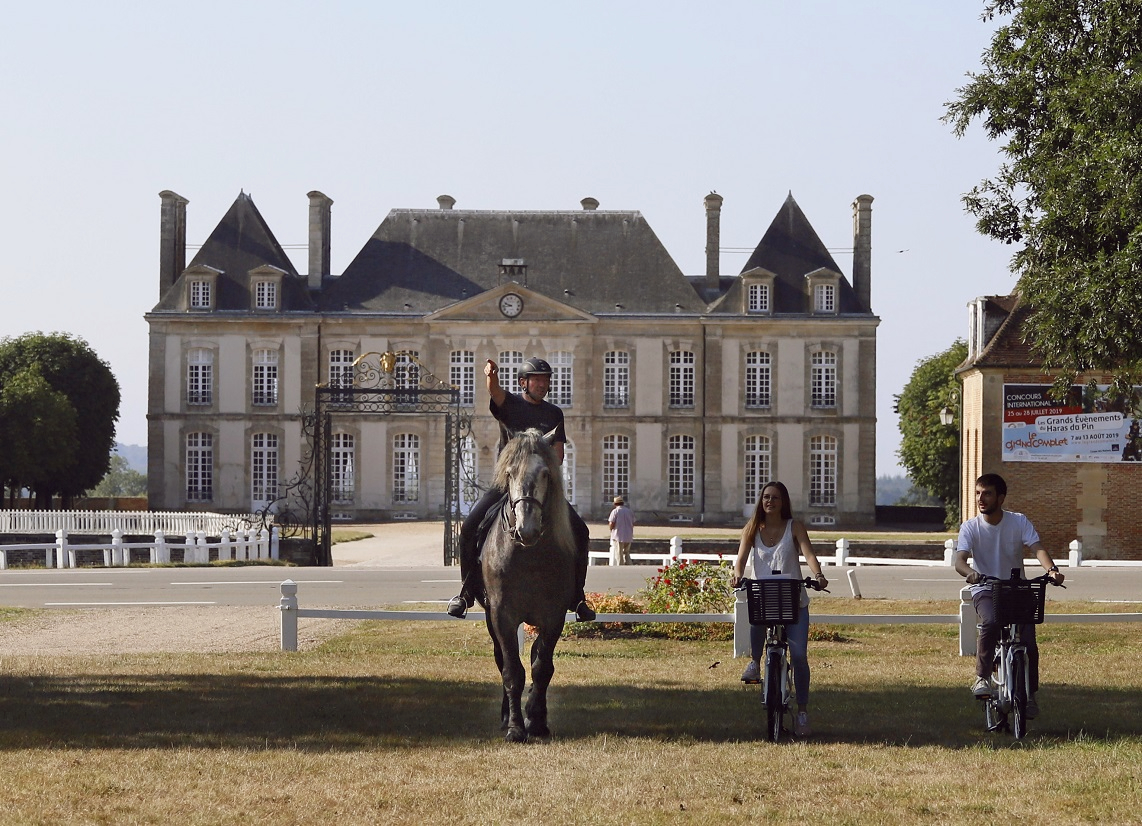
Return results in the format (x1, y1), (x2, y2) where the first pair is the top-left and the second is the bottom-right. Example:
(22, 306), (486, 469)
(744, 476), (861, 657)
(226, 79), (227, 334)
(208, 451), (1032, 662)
(0, 617), (1137, 824)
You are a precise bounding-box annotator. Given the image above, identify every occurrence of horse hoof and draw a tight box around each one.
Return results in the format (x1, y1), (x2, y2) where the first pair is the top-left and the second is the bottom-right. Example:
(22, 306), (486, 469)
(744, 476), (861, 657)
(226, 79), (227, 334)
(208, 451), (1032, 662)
(504, 727), (528, 744)
(526, 721), (551, 739)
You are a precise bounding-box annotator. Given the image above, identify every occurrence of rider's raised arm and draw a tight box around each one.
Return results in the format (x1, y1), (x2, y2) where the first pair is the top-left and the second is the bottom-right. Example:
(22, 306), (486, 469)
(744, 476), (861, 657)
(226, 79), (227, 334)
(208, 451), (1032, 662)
(1031, 541), (1065, 584)
(486, 359), (507, 408)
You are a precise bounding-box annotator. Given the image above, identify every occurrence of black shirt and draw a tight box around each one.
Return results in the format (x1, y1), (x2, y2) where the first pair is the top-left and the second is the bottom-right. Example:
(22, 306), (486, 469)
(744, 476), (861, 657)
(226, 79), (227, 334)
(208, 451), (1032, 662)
(490, 392), (567, 453)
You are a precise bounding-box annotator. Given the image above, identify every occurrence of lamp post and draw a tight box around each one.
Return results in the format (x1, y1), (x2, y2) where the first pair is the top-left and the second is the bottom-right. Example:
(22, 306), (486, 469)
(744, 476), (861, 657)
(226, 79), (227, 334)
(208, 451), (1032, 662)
(939, 390), (961, 523)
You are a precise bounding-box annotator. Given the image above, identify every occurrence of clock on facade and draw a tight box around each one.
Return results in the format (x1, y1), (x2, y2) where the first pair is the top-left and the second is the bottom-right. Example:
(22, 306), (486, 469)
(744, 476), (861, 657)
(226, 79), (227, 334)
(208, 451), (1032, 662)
(499, 293), (524, 318)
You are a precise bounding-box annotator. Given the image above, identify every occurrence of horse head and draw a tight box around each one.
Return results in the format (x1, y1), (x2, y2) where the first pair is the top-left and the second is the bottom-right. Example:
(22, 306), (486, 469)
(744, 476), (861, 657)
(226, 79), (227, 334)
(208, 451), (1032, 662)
(493, 427), (563, 548)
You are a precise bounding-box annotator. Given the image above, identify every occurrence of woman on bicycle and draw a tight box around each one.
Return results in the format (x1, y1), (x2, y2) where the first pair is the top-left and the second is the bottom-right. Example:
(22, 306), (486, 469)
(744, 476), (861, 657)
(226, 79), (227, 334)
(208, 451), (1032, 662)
(730, 481), (829, 737)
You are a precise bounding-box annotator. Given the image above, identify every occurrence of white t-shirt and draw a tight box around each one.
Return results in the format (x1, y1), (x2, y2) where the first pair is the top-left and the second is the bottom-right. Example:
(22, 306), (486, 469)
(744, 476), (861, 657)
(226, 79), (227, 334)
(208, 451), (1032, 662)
(957, 510), (1041, 595)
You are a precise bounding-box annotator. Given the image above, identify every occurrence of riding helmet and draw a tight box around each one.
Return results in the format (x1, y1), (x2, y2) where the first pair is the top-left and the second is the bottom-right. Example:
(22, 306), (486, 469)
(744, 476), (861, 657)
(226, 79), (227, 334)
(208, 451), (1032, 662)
(518, 357), (553, 383)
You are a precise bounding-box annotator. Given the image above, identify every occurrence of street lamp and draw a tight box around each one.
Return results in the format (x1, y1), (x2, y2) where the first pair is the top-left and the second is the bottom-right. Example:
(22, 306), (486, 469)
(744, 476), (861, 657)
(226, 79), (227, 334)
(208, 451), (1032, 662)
(939, 405), (955, 427)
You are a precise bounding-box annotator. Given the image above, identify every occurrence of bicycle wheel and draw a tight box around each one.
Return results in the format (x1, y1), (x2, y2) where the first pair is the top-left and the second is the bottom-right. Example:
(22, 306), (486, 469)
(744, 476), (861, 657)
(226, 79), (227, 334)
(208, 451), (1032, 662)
(1011, 650), (1028, 740)
(765, 652), (783, 742)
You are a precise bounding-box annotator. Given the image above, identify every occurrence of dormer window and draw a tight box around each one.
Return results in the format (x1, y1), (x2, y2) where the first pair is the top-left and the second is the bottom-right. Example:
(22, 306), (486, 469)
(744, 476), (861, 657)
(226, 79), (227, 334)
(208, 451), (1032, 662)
(255, 280), (278, 310)
(249, 266), (285, 312)
(805, 269), (841, 315)
(190, 280), (212, 309)
(748, 283), (771, 313)
(814, 284), (835, 313)
(184, 265), (220, 311)
(740, 267), (776, 315)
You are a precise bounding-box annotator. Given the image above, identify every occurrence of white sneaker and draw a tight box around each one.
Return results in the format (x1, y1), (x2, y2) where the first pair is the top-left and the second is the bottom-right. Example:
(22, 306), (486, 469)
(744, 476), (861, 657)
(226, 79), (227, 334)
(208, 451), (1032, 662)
(794, 711), (811, 737)
(740, 660), (760, 683)
(972, 677), (992, 697)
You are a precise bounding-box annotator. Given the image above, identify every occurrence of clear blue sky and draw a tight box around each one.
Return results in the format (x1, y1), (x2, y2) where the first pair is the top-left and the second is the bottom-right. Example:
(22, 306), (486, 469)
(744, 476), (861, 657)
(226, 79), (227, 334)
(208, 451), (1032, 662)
(0, 1), (1013, 476)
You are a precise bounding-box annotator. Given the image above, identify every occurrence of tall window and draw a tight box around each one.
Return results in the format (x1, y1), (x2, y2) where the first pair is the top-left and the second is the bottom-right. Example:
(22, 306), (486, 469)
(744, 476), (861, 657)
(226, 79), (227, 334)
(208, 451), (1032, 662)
(394, 351), (420, 406)
(331, 433), (355, 503)
(393, 433), (420, 503)
(459, 435), (478, 514)
(450, 350), (475, 407)
(602, 434), (630, 501)
(186, 433), (213, 501)
(549, 351), (573, 407)
(603, 351), (630, 408)
(190, 280), (212, 309)
(255, 280), (277, 310)
(251, 433), (279, 506)
(814, 283), (836, 313)
(745, 351), (771, 409)
(561, 440), (576, 506)
(499, 351), (524, 392)
(187, 349), (213, 406)
(811, 351), (837, 408)
(748, 283), (771, 313)
(669, 350), (695, 408)
(252, 349), (279, 406)
(329, 349), (355, 388)
(809, 435), (837, 506)
(668, 434), (695, 505)
(744, 435), (772, 509)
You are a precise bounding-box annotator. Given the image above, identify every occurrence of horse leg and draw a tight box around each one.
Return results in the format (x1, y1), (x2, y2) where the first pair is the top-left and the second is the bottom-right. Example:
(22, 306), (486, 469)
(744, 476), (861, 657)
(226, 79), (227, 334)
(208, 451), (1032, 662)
(524, 619), (564, 739)
(492, 615), (528, 743)
(486, 613), (511, 731)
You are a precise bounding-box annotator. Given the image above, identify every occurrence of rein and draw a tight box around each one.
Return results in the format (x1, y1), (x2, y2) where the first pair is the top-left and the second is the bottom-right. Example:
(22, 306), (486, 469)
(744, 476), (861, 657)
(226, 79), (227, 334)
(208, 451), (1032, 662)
(502, 491), (546, 547)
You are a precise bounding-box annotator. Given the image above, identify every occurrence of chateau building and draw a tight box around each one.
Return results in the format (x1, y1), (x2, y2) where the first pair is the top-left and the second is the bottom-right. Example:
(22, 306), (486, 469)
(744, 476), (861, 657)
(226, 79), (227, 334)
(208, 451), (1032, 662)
(146, 189), (879, 526)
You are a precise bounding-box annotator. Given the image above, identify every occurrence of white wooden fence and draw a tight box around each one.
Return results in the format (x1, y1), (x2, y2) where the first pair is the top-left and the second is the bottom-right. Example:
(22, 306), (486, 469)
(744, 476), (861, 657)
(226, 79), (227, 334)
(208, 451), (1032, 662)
(278, 578), (1142, 655)
(0, 510), (254, 536)
(0, 527), (278, 569)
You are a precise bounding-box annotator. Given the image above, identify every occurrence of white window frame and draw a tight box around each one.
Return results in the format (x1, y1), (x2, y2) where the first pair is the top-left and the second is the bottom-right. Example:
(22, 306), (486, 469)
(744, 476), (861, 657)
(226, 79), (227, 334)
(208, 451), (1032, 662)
(669, 350), (695, 408)
(332, 432), (355, 504)
(744, 435), (772, 513)
(809, 435), (837, 507)
(186, 432), (213, 502)
(251, 433), (279, 507)
(187, 348), (213, 406)
(748, 283), (771, 314)
(189, 280), (212, 309)
(602, 434), (630, 502)
(255, 280), (278, 310)
(393, 433), (420, 503)
(745, 351), (771, 409)
(459, 435), (478, 514)
(561, 439), (576, 506)
(499, 351), (524, 393)
(252, 349), (279, 406)
(811, 350), (837, 408)
(549, 351), (573, 407)
(450, 350), (475, 407)
(668, 434), (695, 506)
(603, 351), (630, 408)
(814, 283), (836, 314)
(329, 349), (355, 388)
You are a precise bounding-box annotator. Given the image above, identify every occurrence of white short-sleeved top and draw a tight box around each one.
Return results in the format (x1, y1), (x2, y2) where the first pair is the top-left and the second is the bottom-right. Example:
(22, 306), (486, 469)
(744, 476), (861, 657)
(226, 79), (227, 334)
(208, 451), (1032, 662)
(957, 510), (1041, 596)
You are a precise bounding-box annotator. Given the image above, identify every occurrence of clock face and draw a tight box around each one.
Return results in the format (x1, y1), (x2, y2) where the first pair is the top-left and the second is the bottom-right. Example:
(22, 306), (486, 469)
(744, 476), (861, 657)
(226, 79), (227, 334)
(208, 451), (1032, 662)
(499, 293), (523, 318)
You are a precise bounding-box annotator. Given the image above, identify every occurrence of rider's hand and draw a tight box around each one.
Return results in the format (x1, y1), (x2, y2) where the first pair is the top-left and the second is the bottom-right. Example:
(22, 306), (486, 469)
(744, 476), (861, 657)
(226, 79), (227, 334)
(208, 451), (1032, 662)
(1048, 569), (1065, 585)
(813, 572), (828, 590)
(729, 574), (742, 588)
(485, 360), (498, 377)
(965, 571), (981, 585)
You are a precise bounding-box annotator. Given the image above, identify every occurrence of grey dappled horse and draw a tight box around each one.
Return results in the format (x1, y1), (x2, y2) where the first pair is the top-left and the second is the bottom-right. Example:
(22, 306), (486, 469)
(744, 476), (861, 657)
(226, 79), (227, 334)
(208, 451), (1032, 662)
(480, 427), (577, 742)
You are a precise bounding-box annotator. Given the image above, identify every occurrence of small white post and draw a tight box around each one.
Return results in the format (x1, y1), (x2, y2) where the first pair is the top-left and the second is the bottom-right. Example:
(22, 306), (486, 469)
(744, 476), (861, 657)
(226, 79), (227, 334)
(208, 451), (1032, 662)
(517, 623), (527, 656)
(56, 529), (69, 569)
(271, 526), (280, 561)
(670, 536), (683, 562)
(111, 528), (124, 566)
(237, 529), (250, 561)
(219, 529), (232, 562)
(959, 585), (977, 657)
(733, 588), (750, 658)
(944, 538), (956, 566)
(1068, 539), (1083, 568)
(259, 528), (270, 559)
(154, 530), (168, 564)
(196, 531), (208, 564)
(835, 538), (849, 567)
(846, 569), (862, 599)
(280, 580), (299, 652)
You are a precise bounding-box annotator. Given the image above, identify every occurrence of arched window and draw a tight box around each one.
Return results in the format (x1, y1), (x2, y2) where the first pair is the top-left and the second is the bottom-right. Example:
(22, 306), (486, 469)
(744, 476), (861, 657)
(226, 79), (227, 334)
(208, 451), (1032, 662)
(809, 435), (837, 506)
(603, 351), (630, 408)
(393, 433), (420, 503)
(744, 435), (772, 510)
(745, 351), (771, 409)
(251, 433), (279, 507)
(185, 432), (213, 501)
(499, 351), (524, 391)
(668, 434), (695, 505)
(549, 351), (573, 407)
(811, 351), (837, 408)
(253, 349), (279, 406)
(601, 434), (629, 501)
(450, 350), (475, 407)
(332, 433), (355, 503)
(187, 349), (213, 406)
(669, 350), (695, 408)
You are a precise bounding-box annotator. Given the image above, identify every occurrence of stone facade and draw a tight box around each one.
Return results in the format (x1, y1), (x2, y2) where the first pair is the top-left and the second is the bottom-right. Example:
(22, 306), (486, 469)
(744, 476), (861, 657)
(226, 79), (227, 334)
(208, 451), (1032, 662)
(146, 190), (879, 526)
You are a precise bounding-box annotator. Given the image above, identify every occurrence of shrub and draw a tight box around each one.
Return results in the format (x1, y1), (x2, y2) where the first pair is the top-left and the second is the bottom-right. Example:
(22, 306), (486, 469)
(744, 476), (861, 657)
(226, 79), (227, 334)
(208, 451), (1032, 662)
(638, 558), (734, 614)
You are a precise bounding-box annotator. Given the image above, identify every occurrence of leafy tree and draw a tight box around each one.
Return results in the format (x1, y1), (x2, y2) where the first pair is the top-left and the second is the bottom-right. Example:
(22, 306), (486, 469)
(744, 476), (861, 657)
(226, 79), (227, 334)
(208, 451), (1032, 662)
(0, 367), (78, 507)
(0, 333), (120, 507)
(87, 453), (148, 498)
(895, 340), (967, 529)
(944, 1), (1142, 398)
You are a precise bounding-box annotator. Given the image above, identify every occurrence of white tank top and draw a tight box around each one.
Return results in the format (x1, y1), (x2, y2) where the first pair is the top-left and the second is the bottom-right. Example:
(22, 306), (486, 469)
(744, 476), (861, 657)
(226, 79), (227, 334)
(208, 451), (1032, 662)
(749, 519), (809, 607)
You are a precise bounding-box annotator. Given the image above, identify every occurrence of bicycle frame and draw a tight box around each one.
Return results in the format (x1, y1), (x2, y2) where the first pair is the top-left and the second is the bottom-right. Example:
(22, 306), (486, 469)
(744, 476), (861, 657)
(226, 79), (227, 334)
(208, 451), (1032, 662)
(762, 623), (793, 741)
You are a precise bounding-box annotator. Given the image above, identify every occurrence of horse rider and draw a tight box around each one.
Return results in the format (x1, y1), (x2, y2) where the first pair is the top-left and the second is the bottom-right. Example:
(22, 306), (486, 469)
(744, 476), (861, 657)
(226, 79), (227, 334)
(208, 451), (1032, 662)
(447, 356), (596, 621)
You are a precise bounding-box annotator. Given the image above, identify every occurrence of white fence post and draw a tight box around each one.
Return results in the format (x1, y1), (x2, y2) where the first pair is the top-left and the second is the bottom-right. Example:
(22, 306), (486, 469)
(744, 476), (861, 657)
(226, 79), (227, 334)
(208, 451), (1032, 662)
(111, 529), (124, 566)
(944, 538), (956, 566)
(835, 538), (849, 567)
(154, 530), (168, 564)
(56, 529), (69, 569)
(959, 585), (977, 657)
(733, 588), (750, 658)
(1069, 539), (1083, 567)
(259, 528), (270, 560)
(271, 526), (280, 561)
(670, 536), (683, 561)
(846, 569), (862, 599)
(280, 580), (299, 652)
(219, 529), (232, 562)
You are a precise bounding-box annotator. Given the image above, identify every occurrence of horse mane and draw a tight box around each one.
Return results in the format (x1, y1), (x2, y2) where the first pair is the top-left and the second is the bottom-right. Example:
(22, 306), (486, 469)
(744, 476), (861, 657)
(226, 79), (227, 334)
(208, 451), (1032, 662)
(492, 429), (574, 549)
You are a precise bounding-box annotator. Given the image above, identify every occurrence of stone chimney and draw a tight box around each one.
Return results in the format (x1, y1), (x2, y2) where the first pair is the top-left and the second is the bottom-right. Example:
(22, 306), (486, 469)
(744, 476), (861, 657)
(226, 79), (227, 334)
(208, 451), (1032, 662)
(307, 190), (333, 291)
(158, 190), (188, 298)
(852, 194), (873, 311)
(704, 192), (723, 297)
(437, 194), (456, 210)
(580, 197), (599, 211)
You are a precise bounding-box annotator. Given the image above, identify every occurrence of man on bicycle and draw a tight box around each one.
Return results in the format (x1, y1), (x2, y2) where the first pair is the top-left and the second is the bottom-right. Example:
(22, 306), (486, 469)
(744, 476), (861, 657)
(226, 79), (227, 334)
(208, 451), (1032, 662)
(446, 357), (595, 622)
(954, 473), (1065, 717)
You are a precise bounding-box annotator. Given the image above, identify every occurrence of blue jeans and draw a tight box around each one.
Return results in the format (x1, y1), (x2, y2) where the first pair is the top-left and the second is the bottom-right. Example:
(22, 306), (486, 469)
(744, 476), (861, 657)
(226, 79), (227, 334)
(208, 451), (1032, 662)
(750, 604), (811, 707)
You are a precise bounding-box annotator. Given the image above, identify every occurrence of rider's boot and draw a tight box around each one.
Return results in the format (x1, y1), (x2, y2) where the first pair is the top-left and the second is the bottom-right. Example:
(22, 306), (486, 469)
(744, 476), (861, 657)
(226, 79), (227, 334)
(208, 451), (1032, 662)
(572, 591), (596, 622)
(446, 592), (470, 619)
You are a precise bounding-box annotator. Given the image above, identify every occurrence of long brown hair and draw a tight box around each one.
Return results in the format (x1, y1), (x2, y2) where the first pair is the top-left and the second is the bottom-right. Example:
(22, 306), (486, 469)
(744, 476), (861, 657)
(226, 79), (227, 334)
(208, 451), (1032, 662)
(741, 481), (794, 546)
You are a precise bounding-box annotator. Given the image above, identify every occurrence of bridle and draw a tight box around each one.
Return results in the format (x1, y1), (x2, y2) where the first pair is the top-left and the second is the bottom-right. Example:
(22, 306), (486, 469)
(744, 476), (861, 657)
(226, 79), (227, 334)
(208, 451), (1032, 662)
(502, 484), (547, 547)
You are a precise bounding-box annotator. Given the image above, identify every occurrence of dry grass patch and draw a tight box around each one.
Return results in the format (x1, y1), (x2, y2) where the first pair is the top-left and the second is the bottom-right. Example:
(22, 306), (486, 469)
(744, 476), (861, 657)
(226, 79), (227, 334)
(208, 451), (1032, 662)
(0, 621), (1138, 824)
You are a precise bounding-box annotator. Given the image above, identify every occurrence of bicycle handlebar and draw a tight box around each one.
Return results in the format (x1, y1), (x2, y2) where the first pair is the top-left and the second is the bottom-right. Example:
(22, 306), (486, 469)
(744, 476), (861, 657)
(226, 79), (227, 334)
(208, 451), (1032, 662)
(734, 575), (830, 593)
(975, 571), (1067, 589)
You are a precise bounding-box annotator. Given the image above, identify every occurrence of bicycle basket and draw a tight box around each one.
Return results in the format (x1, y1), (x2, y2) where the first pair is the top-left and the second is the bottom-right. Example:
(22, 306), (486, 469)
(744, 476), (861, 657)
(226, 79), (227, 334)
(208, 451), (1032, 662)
(990, 577), (1047, 625)
(743, 578), (802, 626)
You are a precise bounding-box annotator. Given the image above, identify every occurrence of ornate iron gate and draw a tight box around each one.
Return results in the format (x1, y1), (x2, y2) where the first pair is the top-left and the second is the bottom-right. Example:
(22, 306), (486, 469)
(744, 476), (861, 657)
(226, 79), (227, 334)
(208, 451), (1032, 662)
(305, 351), (472, 567)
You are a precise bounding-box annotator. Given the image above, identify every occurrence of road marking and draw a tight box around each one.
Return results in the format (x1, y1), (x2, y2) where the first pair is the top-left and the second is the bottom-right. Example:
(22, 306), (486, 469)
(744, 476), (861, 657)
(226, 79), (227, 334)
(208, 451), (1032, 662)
(44, 601), (218, 606)
(0, 582), (114, 587)
(168, 580), (345, 586)
(421, 579), (462, 583)
(903, 578), (963, 582)
(1093, 599), (1142, 603)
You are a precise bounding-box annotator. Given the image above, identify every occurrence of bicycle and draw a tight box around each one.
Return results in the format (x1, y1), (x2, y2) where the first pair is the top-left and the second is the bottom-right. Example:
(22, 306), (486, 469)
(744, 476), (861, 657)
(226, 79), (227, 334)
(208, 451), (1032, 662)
(738, 574), (827, 742)
(974, 569), (1065, 740)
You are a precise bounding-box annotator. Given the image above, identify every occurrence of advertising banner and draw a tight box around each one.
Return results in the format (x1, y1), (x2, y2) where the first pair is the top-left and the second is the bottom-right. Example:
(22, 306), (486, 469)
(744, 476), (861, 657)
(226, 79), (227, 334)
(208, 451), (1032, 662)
(1002, 384), (1142, 462)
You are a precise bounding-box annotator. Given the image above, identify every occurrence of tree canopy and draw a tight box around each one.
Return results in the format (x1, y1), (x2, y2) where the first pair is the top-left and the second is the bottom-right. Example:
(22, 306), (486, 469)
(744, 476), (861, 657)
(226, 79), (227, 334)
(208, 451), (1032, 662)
(895, 340), (967, 529)
(87, 453), (147, 498)
(0, 333), (120, 506)
(945, 0), (1142, 397)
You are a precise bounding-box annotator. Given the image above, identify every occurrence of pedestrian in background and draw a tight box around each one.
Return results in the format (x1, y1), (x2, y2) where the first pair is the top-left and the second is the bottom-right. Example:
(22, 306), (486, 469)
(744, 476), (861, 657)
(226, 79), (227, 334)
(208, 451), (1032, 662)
(608, 496), (635, 564)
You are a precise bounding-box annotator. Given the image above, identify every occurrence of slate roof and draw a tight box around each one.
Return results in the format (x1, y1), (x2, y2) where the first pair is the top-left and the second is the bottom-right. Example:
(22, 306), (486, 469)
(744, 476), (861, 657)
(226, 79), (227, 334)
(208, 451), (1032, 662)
(152, 192), (314, 312)
(959, 292), (1039, 370)
(318, 208), (709, 315)
(708, 193), (867, 314)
